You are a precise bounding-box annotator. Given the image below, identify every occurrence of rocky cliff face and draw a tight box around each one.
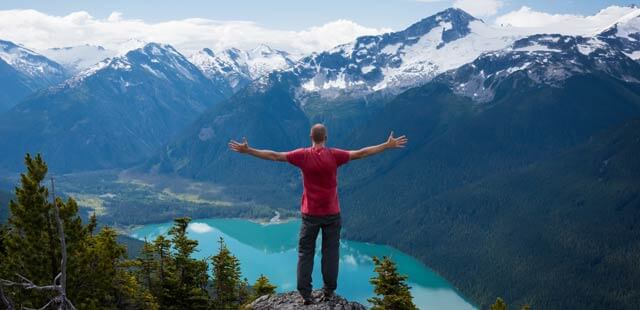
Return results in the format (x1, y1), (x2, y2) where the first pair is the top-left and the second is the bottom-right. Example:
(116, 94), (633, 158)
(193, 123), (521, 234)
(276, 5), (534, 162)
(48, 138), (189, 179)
(248, 290), (366, 310)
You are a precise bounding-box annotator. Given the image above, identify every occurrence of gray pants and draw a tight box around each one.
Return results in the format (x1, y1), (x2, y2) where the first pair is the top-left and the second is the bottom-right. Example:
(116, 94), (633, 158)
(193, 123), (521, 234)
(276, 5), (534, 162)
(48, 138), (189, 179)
(297, 213), (341, 298)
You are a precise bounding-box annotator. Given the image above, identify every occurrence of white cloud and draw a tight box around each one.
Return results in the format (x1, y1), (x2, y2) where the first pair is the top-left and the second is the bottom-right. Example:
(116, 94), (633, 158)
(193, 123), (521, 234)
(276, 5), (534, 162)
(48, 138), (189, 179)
(494, 5), (640, 35)
(187, 222), (214, 234)
(0, 9), (391, 56)
(453, 0), (503, 17)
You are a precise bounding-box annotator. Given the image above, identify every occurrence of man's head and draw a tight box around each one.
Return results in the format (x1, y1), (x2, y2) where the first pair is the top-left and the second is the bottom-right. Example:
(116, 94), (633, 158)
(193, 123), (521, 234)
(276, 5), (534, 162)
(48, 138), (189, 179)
(310, 123), (327, 144)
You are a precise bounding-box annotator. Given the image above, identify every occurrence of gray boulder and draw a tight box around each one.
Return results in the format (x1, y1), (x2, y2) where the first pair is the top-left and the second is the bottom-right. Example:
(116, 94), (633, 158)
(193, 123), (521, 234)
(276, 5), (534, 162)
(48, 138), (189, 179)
(248, 290), (367, 310)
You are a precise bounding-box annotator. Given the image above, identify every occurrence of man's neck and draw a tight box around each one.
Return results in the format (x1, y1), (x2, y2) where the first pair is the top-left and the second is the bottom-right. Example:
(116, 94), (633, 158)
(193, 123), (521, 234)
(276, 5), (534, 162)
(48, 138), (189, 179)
(312, 142), (326, 149)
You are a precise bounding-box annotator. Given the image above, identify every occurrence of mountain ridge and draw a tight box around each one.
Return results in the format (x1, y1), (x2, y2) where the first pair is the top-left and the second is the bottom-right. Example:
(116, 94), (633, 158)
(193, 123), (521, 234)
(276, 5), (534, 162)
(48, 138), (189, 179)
(0, 43), (225, 172)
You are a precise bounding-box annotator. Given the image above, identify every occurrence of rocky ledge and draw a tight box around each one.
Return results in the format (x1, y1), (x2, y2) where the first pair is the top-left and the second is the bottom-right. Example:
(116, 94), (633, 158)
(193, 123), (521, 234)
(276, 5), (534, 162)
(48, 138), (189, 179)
(248, 290), (366, 310)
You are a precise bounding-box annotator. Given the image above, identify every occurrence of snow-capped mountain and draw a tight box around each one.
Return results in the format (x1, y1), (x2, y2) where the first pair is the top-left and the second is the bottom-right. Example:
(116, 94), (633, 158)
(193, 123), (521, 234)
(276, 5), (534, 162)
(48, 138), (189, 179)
(286, 6), (640, 104)
(244, 44), (296, 78)
(0, 39), (68, 111)
(189, 44), (295, 95)
(65, 43), (221, 91)
(41, 44), (116, 74)
(440, 34), (640, 102)
(0, 39), (67, 88)
(0, 43), (225, 172)
(290, 8), (518, 102)
(597, 8), (640, 59)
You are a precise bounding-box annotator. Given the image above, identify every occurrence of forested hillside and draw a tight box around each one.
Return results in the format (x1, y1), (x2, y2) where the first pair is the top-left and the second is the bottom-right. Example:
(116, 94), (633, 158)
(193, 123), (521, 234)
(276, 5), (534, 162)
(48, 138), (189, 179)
(343, 111), (640, 308)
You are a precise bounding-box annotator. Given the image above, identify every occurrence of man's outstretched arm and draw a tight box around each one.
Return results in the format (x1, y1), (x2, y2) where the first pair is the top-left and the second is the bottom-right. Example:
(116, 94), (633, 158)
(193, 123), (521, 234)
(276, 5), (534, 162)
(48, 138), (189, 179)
(349, 131), (408, 160)
(228, 137), (287, 162)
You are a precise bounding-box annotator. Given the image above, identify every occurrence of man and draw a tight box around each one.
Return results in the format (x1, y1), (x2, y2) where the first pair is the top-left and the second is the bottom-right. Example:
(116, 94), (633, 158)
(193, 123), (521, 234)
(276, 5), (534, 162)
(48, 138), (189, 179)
(228, 124), (407, 304)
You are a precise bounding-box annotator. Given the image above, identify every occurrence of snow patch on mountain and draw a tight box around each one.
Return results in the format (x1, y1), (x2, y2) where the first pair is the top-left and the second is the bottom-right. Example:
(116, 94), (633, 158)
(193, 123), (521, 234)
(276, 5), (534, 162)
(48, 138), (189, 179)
(0, 39), (66, 82)
(189, 44), (294, 94)
(440, 33), (640, 103)
(66, 43), (200, 87)
(41, 45), (115, 73)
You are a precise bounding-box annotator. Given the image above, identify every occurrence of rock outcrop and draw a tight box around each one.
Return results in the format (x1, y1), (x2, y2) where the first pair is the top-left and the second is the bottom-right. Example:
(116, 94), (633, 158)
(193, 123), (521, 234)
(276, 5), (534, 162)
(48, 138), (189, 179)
(248, 290), (366, 310)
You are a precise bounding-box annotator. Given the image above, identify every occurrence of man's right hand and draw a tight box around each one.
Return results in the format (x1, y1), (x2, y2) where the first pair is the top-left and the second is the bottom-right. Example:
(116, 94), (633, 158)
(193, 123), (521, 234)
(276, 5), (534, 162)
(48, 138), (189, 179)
(229, 137), (250, 153)
(228, 138), (288, 161)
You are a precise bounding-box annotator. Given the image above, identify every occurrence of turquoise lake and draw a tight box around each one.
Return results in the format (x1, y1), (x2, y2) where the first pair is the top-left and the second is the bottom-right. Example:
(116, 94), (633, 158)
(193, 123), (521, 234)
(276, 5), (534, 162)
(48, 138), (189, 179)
(130, 218), (475, 309)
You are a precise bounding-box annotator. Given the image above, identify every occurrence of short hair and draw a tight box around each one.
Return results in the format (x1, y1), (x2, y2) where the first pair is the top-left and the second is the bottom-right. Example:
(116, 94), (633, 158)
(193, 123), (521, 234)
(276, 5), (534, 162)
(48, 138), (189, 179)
(311, 124), (327, 143)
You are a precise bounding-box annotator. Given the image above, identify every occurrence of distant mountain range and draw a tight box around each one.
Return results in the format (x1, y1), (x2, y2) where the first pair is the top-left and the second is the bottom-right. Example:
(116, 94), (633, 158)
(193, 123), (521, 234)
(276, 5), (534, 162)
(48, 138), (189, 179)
(0, 43), (224, 171)
(0, 40), (297, 172)
(1, 6), (640, 309)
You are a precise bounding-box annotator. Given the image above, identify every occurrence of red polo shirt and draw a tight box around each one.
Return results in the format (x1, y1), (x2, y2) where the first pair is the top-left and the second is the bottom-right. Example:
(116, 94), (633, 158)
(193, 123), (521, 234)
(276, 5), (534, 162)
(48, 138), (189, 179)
(286, 146), (350, 216)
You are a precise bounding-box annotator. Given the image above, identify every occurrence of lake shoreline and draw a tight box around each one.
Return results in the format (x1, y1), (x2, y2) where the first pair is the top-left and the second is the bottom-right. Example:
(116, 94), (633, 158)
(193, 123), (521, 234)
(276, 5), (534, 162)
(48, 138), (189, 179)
(128, 217), (477, 309)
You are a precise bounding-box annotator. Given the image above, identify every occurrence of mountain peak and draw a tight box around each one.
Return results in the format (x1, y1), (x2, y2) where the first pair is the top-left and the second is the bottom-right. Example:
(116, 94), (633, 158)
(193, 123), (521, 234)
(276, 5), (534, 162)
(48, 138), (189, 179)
(123, 42), (183, 60)
(398, 7), (480, 47)
(0, 39), (38, 56)
(115, 38), (147, 55)
(248, 44), (288, 59)
(437, 7), (478, 21)
(0, 38), (66, 82)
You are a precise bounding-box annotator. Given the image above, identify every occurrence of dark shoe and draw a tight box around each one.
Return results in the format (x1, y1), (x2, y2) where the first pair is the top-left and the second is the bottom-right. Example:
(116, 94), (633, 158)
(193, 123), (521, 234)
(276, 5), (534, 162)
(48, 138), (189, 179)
(300, 294), (314, 305)
(321, 289), (335, 301)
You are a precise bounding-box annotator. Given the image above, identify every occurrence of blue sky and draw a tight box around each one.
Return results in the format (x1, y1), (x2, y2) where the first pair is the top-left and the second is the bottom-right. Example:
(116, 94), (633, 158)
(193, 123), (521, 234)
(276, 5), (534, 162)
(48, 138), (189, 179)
(0, 0), (637, 55)
(0, 0), (637, 30)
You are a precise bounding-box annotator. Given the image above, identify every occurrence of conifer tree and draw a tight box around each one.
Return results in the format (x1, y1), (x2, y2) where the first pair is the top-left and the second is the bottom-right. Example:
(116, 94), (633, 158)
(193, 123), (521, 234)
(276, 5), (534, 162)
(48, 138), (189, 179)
(490, 297), (507, 310)
(252, 274), (277, 298)
(153, 235), (172, 285)
(137, 238), (158, 290)
(0, 154), (155, 308)
(1, 154), (68, 306)
(239, 277), (251, 305)
(368, 256), (418, 310)
(211, 237), (243, 309)
(136, 219), (212, 309)
(167, 217), (209, 309)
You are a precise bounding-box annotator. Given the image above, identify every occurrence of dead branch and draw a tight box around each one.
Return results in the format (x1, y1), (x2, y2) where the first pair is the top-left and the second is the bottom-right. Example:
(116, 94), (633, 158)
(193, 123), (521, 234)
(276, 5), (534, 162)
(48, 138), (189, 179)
(0, 285), (14, 310)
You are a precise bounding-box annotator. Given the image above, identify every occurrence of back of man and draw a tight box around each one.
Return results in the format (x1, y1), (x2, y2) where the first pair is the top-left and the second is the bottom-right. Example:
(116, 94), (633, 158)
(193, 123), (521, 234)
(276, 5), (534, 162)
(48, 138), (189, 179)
(286, 146), (350, 216)
(286, 146), (349, 302)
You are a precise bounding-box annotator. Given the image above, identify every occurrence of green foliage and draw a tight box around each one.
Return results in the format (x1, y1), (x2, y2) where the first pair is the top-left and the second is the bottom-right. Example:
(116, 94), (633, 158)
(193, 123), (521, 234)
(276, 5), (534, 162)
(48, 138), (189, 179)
(133, 224), (258, 309)
(133, 219), (210, 309)
(252, 274), (277, 298)
(0, 189), (11, 223)
(490, 297), (507, 310)
(211, 237), (245, 309)
(0, 154), (156, 309)
(167, 217), (210, 309)
(368, 256), (418, 310)
(490, 297), (533, 310)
